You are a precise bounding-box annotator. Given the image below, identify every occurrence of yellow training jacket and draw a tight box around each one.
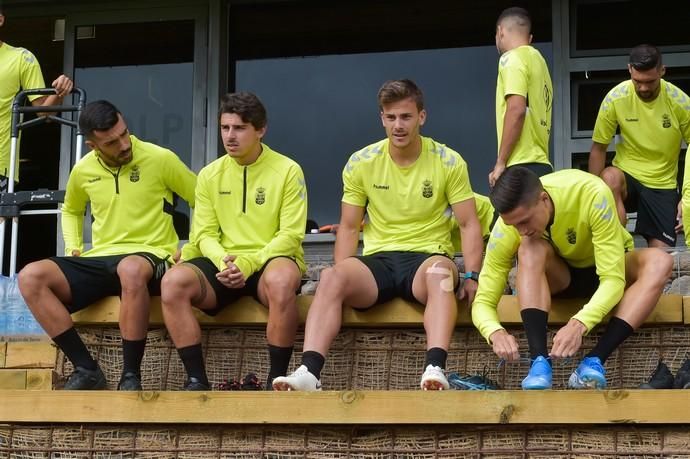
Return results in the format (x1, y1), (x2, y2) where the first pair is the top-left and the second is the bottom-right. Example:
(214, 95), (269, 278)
(190, 144), (307, 278)
(472, 169), (633, 343)
(62, 135), (196, 260)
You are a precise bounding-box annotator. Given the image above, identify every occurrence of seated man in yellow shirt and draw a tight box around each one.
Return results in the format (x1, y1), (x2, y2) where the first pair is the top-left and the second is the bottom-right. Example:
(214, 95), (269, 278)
(589, 44), (690, 248)
(273, 79), (484, 391)
(472, 166), (671, 389)
(18, 100), (197, 391)
(160, 92), (308, 391)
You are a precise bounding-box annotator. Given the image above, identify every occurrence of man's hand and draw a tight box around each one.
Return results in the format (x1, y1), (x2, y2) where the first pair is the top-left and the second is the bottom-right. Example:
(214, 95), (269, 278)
(51, 75), (73, 98)
(675, 201), (683, 234)
(550, 319), (587, 359)
(172, 249), (182, 264)
(457, 278), (477, 306)
(216, 255), (246, 289)
(71, 249), (81, 257)
(490, 329), (520, 362)
(488, 162), (507, 188)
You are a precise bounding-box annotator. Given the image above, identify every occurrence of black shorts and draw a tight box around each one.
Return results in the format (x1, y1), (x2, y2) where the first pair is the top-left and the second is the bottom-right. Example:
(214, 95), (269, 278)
(183, 256), (300, 316)
(514, 162), (553, 178)
(50, 252), (169, 313)
(623, 171), (678, 245)
(553, 265), (599, 299)
(355, 251), (456, 305)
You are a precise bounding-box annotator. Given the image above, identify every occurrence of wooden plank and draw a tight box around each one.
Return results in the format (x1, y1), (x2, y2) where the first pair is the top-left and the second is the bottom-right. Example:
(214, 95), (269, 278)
(0, 370), (27, 389)
(0, 342), (6, 368)
(0, 390), (688, 424)
(25, 369), (54, 390)
(4, 342), (56, 369)
(71, 294), (684, 327)
(684, 296), (690, 324)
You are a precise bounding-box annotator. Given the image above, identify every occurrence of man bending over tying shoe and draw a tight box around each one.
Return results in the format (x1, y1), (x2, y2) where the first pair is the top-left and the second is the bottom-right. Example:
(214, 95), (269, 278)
(472, 166), (671, 390)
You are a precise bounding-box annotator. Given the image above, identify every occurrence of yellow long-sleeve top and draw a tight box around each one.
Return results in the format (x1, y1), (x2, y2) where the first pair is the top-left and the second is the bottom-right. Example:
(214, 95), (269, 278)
(472, 169), (634, 343)
(191, 144), (307, 278)
(62, 135), (197, 259)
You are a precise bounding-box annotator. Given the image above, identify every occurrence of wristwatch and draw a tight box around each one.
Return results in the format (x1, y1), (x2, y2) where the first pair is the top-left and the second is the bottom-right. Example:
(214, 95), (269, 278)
(464, 271), (479, 282)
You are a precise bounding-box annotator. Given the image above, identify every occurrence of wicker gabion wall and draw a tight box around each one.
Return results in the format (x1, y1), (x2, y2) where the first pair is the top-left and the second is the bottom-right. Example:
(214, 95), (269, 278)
(2, 424), (690, 457)
(52, 325), (690, 391)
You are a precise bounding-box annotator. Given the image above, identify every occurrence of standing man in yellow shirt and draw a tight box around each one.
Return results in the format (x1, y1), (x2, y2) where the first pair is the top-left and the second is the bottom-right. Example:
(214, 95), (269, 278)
(589, 44), (690, 248)
(273, 79), (483, 391)
(472, 167), (671, 389)
(0, 7), (73, 190)
(489, 7), (553, 188)
(161, 92), (307, 391)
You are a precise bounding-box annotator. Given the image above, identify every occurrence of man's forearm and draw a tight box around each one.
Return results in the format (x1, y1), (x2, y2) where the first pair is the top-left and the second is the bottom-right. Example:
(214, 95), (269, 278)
(497, 106), (526, 165)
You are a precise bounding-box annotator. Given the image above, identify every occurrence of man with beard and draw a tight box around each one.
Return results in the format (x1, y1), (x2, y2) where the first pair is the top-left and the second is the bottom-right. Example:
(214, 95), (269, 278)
(18, 100), (197, 391)
(589, 44), (690, 248)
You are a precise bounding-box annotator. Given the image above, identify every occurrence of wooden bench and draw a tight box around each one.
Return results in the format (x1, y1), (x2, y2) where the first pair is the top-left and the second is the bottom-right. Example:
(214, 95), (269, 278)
(70, 294), (686, 327)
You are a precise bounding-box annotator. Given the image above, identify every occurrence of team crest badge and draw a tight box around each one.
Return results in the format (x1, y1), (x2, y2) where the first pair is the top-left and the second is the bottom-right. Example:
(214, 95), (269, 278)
(129, 165), (140, 182)
(662, 114), (671, 128)
(566, 228), (576, 244)
(255, 187), (266, 205)
(422, 180), (433, 198)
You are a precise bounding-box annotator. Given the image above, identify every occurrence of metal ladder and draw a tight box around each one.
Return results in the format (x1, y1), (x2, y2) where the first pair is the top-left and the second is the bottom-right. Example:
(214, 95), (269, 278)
(0, 87), (87, 274)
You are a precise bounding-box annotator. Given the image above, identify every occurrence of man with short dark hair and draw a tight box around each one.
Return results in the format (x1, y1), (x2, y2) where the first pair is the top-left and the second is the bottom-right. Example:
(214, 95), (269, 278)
(18, 100), (196, 391)
(589, 44), (690, 248)
(0, 6), (73, 190)
(274, 79), (484, 391)
(472, 166), (671, 390)
(161, 92), (307, 391)
(489, 7), (553, 188)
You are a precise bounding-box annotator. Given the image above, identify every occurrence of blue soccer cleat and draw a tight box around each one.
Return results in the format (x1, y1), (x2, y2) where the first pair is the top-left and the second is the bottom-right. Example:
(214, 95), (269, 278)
(568, 356), (607, 389)
(521, 356), (552, 390)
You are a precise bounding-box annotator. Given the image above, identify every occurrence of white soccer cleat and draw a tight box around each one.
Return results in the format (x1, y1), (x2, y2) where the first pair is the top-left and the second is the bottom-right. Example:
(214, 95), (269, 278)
(272, 365), (322, 391)
(420, 364), (449, 390)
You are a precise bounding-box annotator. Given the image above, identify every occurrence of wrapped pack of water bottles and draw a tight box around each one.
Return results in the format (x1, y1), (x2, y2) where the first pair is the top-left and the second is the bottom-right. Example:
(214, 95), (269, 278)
(0, 275), (45, 341)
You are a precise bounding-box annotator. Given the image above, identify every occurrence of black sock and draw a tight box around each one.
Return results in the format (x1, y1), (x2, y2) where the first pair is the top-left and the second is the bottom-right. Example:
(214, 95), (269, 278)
(267, 344), (293, 384)
(586, 317), (634, 363)
(425, 347), (448, 369)
(177, 344), (208, 385)
(521, 308), (549, 360)
(301, 351), (325, 380)
(52, 327), (97, 370)
(122, 338), (146, 375)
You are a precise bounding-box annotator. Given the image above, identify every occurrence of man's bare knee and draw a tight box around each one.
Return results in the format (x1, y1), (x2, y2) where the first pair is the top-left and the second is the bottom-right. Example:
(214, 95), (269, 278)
(18, 261), (58, 301)
(317, 266), (348, 293)
(117, 257), (151, 289)
(160, 266), (197, 306)
(424, 260), (456, 293)
(517, 239), (549, 270)
(600, 167), (625, 193)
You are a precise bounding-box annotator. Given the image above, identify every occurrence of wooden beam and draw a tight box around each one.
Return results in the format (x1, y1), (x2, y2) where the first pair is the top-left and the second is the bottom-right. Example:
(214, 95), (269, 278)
(684, 296), (690, 324)
(0, 390), (688, 424)
(4, 342), (56, 369)
(26, 369), (54, 390)
(0, 369), (53, 390)
(70, 294), (684, 327)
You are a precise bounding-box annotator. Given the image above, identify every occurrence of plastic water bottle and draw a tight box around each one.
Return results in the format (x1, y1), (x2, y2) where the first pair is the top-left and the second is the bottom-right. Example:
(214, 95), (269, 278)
(0, 275), (45, 339)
